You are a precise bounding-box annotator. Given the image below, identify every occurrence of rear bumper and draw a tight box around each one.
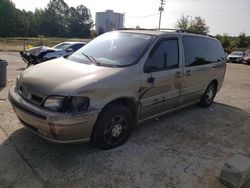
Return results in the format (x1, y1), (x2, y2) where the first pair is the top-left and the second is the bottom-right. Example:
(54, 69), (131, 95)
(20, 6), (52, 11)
(9, 86), (100, 143)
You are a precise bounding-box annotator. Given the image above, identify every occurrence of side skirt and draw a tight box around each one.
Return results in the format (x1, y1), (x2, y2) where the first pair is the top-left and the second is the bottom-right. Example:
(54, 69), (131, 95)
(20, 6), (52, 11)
(137, 100), (199, 124)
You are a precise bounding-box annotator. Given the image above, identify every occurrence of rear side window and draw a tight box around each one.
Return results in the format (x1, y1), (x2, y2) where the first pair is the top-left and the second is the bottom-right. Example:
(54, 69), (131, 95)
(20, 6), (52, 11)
(183, 36), (225, 67)
(147, 38), (179, 71)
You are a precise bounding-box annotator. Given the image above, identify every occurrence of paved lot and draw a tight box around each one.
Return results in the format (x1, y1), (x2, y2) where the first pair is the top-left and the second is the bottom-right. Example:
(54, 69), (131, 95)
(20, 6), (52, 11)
(0, 52), (250, 188)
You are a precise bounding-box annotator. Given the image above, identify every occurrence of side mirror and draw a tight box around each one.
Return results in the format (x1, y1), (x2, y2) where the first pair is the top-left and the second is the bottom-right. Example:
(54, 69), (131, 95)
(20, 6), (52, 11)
(144, 57), (153, 73)
(144, 61), (158, 73)
(66, 48), (74, 53)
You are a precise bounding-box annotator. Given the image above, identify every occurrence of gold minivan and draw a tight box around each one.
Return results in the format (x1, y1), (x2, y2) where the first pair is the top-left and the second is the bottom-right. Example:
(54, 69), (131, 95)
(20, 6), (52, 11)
(9, 30), (226, 149)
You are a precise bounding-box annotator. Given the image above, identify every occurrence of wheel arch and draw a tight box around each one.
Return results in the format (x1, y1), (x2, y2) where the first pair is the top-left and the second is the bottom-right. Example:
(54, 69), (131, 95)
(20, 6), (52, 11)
(90, 97), (138, 142)
(210, 79), (218, 92)
(204, 79), (218, 94)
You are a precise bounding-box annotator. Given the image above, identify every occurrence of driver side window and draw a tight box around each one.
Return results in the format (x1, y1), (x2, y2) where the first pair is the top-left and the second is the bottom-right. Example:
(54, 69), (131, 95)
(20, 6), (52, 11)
(147, 38), (179, 72)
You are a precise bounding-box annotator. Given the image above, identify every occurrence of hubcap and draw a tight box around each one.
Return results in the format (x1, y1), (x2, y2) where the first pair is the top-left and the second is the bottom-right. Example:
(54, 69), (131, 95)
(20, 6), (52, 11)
(104, 115), (128, 145)
(206, 86), (214, 103)
(112, 124), (123, 137)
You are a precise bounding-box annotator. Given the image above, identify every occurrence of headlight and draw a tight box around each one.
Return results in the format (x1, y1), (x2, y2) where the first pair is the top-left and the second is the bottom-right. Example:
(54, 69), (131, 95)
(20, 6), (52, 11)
(43, 96), (89, 112)
(70, 97), (89, 113)
(43, 96), (65, 111)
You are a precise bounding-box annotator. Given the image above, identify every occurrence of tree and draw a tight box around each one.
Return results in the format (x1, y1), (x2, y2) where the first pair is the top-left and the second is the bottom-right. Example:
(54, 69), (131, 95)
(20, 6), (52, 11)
(189, 16), (209, 34)
(39, 0), (69, 37)
(176, 15), (189, 30)
(135, 25), (141, 29)
(0, 0), (93, 38)
(31, 9), (46, 36)
(0, 0), (18, 37)
(237, 32), (248, 48)
(67, 5), (93, 38)
(176, 15), (209, 34)
(215, 33), (232, 52)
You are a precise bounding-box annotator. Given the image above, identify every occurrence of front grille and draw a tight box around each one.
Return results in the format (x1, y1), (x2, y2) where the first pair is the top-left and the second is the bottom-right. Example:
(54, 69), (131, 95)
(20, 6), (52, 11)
(9, 95), (46, 120)
(16, 83), (45, 106)
(18, 85), (30, 99)
(229, 57), (239, 61)
(31, 95), (43, 103)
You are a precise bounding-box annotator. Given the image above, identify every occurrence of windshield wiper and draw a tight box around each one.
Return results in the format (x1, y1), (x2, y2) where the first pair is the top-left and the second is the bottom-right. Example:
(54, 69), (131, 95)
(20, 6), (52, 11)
(82, 53), (101, 65)
(82, 52), (93, 63)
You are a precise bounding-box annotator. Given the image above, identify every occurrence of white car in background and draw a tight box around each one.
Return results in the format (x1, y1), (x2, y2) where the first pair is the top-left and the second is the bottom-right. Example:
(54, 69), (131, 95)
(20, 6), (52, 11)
(20, 42), (86, 67)
(226, 51), (244, 63)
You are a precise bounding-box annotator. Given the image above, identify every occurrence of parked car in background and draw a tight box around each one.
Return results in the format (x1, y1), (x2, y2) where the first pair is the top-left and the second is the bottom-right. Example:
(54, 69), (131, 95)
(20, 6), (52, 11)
(243, 50), (250, 65)
(9, 30), (226, 149)
(245, 50), (250, 54)
(20, 42), (86, 67)
(226, 51), (244, 63)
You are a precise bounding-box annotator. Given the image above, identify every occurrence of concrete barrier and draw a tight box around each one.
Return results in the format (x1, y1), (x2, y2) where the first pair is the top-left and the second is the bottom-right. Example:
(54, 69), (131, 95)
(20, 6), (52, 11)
(219, 154), (250, 188)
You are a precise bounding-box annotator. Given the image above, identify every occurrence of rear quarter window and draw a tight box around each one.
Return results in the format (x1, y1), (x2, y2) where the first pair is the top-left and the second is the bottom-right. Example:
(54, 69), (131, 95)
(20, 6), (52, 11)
(183, 36), (225, 67)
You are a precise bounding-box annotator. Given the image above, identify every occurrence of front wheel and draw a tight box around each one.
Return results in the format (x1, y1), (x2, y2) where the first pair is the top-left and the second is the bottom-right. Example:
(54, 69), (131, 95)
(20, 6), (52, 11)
(92, 104), (133, 150)
(199, 83), (217, 107)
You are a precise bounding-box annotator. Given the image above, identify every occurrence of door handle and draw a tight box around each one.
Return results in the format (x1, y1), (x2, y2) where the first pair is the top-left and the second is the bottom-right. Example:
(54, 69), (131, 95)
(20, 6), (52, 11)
(185, 70), (191, 76)
(175, 71), (181, 78)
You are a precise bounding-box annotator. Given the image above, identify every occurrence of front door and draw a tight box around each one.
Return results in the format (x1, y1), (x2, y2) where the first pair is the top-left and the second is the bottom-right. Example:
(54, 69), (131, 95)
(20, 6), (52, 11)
(139, 37), (182, 120)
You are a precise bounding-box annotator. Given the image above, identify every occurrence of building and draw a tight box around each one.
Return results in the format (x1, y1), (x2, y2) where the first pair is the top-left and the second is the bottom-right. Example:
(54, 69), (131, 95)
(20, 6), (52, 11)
(95, 10), (124, 35)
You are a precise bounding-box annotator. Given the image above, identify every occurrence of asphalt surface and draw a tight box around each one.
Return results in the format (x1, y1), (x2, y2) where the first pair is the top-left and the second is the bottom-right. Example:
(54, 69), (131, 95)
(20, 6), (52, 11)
(0, 52), (250, 188)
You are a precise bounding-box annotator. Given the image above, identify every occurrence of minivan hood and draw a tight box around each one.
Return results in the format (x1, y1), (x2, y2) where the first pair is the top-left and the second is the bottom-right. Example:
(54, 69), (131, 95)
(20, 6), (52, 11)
(19, 58), (121, 95)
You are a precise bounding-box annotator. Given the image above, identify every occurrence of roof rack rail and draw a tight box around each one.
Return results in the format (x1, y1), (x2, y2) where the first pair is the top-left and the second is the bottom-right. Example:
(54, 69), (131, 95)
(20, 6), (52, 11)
(158, 28), (176, 31)
(176, 29), (215, 38)
(115, 28), (215, 38)
(116, 28), (157, 31)
(115, 28), (176, 31)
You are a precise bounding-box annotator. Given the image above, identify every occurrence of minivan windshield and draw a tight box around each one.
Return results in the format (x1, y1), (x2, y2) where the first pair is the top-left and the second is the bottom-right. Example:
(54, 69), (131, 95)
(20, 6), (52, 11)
(68, 32), (154, 67)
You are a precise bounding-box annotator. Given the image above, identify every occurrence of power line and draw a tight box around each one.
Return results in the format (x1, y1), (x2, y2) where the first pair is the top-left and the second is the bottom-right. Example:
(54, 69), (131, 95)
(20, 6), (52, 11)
(126, 13), (159, 18)
(127, 7), (250, 18)
(164, 8), (250, 14)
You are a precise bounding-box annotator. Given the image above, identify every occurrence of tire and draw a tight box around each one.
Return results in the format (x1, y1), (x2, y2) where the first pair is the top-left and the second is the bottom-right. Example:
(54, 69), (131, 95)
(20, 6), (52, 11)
(199, 83), (217, 107)
(92, 104), (133, 150)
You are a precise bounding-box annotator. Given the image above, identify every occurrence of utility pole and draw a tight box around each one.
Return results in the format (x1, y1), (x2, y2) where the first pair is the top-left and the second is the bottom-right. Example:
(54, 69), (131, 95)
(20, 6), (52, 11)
(158, 0), (166, 30)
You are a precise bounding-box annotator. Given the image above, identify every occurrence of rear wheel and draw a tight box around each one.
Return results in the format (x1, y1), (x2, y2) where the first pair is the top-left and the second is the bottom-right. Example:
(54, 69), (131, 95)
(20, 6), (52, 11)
(92, 104), (133, 150)
(199, 83), (217, 107)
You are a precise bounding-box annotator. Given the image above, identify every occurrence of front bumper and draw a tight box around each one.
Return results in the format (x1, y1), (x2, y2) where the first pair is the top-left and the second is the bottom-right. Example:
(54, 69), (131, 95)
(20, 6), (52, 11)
(20, 51), (44, 65)
(9, 87), (100, 143)
(227, 57), (242, 63)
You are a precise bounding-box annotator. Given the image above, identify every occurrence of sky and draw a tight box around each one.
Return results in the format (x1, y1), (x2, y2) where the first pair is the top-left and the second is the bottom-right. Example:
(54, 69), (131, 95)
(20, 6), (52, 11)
(12, 0), (250, 36)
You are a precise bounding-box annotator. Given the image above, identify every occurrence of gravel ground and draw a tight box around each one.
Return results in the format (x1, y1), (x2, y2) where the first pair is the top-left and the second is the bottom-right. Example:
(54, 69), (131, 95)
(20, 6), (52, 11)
(0, 52), (250, 188)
